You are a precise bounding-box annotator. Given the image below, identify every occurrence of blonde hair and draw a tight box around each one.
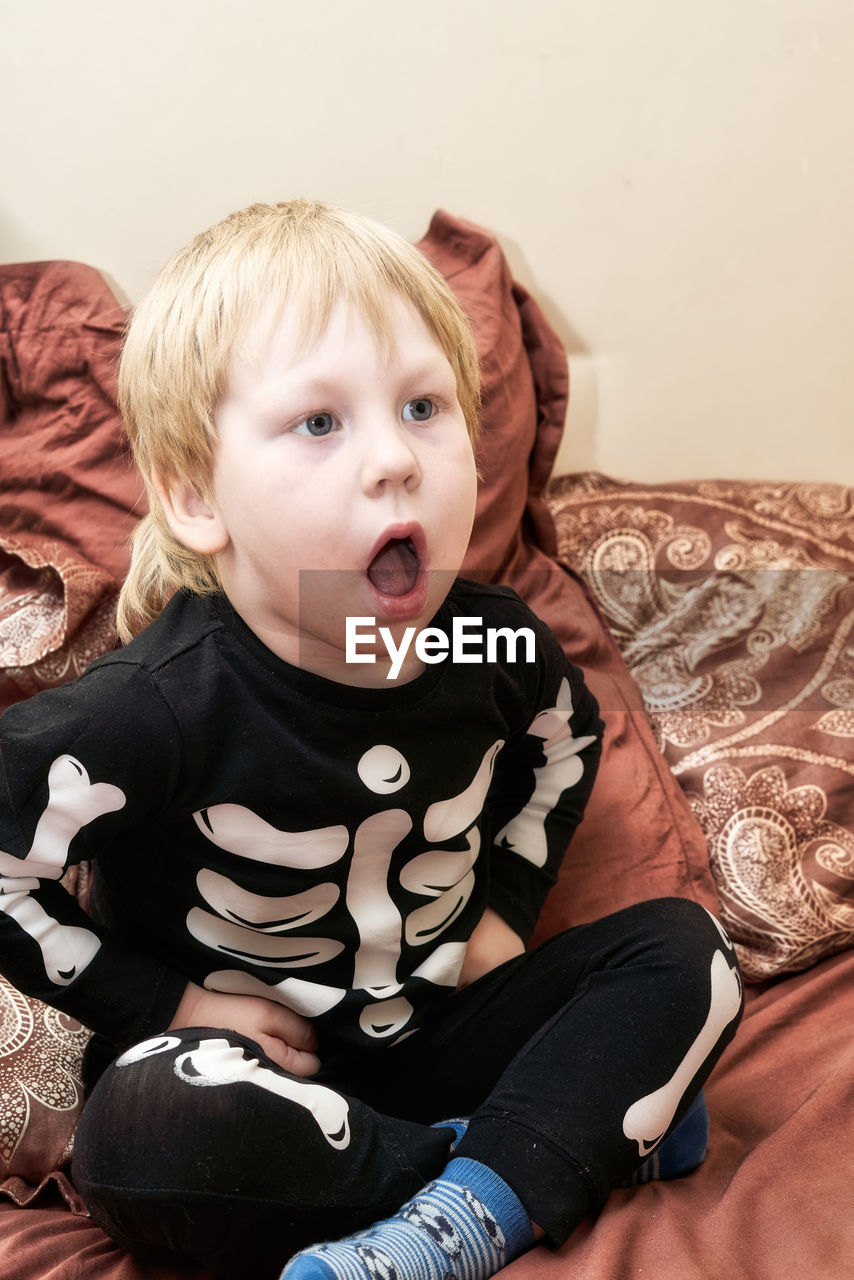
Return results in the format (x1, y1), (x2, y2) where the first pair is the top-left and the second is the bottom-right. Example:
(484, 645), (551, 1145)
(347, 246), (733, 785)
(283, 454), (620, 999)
(116, 198), (482, 640)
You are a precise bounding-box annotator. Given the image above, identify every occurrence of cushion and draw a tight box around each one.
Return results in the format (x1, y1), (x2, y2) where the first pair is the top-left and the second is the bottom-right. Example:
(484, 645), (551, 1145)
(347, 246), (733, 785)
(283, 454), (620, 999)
(0, 260), (142, 584)
(547, 472), (854, 979)
(0, 261), (142, 716)
(0, 864), (92, 1209)
(0, 531), (120, 714)
(417, 211), (566, 577)
(419, 213), (720, 939)
(0, 973), (91, 1208)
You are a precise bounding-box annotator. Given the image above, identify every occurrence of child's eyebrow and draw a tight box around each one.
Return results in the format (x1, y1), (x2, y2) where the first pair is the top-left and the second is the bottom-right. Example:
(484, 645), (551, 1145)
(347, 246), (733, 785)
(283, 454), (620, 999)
(259, 354), (457, 403)
(383, 343), (460, 382)
(393, 360), (458, 388)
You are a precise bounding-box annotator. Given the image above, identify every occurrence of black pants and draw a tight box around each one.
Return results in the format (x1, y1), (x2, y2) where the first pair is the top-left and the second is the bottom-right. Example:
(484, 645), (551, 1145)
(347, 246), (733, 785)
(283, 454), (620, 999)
(72, 899), (743, 1279)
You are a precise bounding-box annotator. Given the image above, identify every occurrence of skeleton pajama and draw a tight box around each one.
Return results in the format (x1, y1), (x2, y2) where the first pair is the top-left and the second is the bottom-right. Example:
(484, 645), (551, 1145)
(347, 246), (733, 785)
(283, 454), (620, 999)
(72, 899), (742, 1277)
(0, 581), (743, 1276)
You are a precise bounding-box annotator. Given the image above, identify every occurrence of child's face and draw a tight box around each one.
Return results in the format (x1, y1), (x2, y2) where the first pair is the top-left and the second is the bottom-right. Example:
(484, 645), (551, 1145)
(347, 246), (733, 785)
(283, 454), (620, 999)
(201, 292), (478, 681)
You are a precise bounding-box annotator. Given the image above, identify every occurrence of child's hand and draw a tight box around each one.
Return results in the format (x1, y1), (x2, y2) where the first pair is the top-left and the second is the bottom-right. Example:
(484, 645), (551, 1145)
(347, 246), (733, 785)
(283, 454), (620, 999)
(457, 907), (525, 989)
(168, 982), (321, 1077)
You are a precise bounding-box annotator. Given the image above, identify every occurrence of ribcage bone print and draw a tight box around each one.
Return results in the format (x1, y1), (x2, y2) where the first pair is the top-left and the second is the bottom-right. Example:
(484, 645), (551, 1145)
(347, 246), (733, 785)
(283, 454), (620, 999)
(190, 739), (505, 1041)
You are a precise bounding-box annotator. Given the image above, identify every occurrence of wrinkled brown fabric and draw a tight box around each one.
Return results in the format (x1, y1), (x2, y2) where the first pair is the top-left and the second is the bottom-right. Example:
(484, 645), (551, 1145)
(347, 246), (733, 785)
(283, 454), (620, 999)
(0, 260), (142, 582)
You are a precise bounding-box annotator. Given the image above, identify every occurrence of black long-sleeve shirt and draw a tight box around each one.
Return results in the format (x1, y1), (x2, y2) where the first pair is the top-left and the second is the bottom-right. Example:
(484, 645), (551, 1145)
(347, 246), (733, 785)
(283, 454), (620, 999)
(0, 580), (602, 1054)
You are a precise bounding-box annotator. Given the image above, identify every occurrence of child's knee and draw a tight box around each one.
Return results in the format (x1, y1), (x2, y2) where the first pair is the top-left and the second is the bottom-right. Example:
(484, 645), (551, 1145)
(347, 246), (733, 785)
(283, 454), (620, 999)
(649, 896), (739, 964)
(73, 1030), (214, 1194)
(642, 897), (745, 1033)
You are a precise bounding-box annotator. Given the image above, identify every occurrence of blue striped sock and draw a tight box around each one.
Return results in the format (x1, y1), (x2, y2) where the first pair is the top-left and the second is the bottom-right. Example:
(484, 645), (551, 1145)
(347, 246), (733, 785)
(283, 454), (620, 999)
(280, 1157), (533, 1280)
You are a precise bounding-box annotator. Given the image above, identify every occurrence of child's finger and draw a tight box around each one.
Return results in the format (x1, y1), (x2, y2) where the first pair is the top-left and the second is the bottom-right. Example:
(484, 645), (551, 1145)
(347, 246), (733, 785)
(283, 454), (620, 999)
(257, 1033), (321, 1078)
(271, 1006), (319, 1052)
(259, 1002), (318, 1053)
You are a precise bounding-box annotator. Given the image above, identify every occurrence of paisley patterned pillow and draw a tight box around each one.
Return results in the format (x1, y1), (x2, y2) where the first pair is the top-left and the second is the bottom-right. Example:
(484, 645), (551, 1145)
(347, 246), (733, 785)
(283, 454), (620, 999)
(0, 973), (91, 1207)
(0, 864), (91, 1207)
(0, 532), (121, 715)
(548, 472), (854, 980)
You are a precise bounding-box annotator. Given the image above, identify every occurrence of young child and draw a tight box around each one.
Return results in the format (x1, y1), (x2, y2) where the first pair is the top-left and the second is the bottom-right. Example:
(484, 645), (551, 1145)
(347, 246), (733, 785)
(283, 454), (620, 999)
(0, 200), (743, 1280)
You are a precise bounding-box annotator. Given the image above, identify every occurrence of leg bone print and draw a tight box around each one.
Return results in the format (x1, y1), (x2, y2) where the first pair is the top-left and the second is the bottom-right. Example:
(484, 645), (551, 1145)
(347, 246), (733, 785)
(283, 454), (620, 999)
(622, 922), (742, 1157)
(116, 1035), (351, 1149)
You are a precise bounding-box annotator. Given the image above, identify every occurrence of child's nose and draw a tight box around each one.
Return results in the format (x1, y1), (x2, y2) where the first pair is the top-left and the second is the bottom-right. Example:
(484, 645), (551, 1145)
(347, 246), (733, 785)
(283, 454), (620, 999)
(360, 419), (421, 493)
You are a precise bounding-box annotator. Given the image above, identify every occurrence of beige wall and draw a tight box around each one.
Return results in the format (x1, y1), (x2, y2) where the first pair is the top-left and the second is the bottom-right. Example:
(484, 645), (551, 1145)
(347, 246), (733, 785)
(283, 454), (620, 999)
(4, 0), (853, 483)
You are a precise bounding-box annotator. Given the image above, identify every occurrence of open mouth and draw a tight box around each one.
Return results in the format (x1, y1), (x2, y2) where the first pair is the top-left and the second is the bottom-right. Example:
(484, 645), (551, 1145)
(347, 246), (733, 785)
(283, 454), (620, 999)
(366, 536), (420, 597)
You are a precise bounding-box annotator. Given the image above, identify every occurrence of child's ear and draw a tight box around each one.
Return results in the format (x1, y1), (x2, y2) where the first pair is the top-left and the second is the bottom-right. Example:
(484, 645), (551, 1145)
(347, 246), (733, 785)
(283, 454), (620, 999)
(153, 473), (229, 557)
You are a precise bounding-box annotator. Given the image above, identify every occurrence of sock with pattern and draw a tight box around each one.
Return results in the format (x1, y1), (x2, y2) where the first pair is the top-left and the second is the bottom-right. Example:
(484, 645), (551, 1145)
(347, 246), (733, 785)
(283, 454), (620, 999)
(280, 1156), (533, 1280)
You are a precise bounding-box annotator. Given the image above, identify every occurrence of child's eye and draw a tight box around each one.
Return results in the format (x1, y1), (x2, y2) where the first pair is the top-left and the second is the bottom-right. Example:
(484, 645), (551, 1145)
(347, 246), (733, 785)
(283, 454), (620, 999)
(402, 398), (437, 423)
(293, 412), (337, 437)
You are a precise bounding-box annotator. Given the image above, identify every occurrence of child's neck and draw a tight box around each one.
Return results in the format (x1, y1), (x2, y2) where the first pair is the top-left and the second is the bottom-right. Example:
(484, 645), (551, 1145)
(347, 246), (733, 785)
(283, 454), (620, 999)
(234, 607), (429, 688)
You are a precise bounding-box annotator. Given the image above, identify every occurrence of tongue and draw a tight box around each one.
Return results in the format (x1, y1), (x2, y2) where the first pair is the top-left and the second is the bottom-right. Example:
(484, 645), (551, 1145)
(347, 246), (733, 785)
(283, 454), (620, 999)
(367, 538), (419, 597)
